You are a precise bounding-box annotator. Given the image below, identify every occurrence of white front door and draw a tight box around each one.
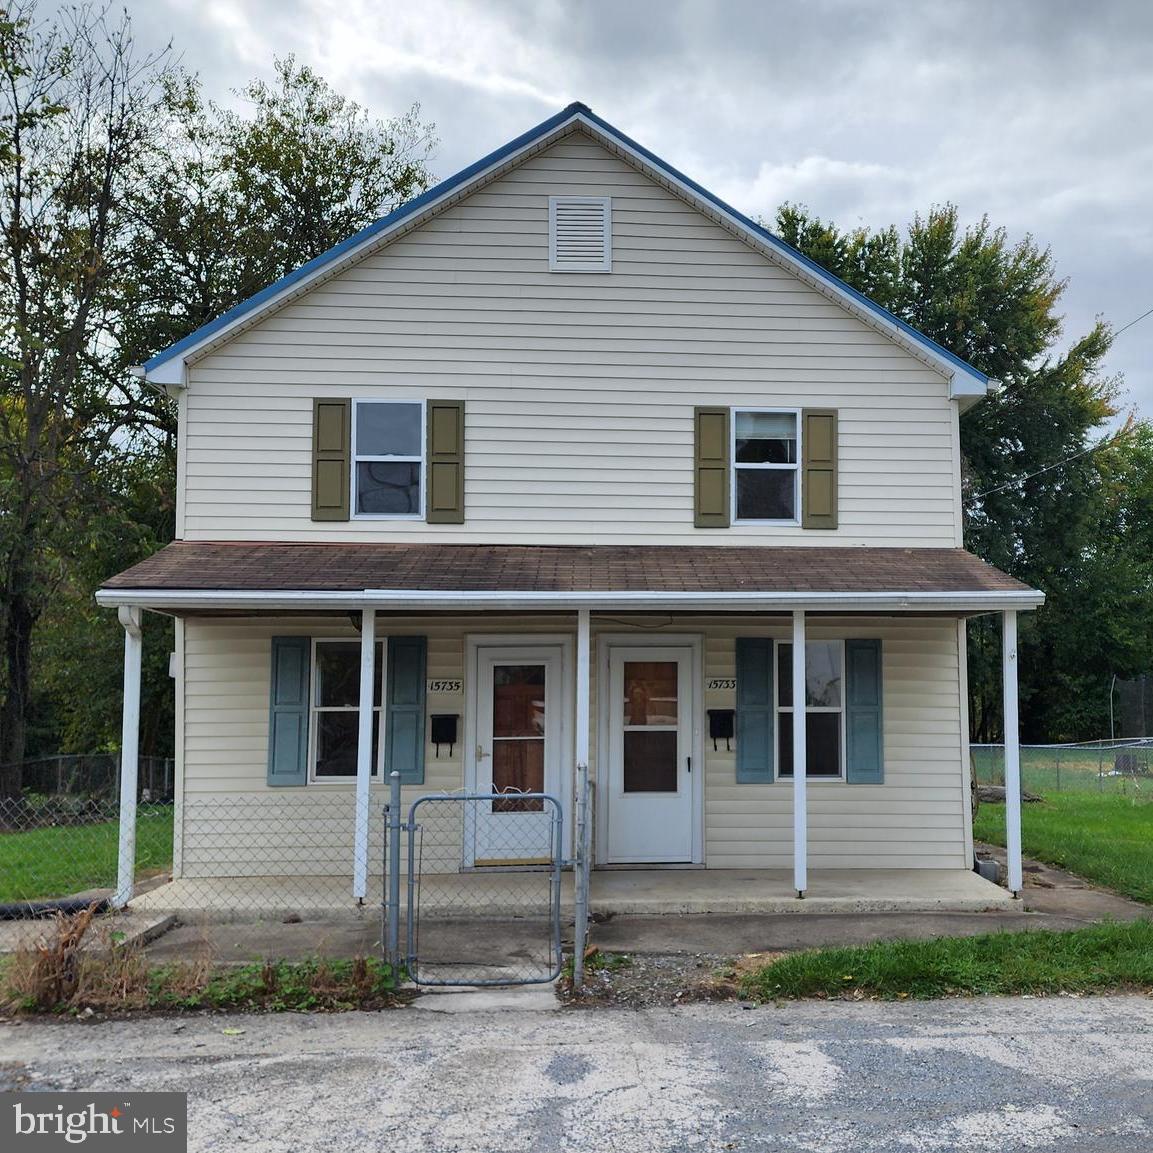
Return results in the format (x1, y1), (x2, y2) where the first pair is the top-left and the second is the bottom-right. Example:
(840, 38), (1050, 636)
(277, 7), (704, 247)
(605, 644), (696, 863)
(469, 645), (564, 865)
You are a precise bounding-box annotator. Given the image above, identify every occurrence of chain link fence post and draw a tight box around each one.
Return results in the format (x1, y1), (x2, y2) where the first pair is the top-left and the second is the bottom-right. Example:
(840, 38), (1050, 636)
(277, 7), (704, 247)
(384, 770), (403, 971)
(572, 760), (591, 992)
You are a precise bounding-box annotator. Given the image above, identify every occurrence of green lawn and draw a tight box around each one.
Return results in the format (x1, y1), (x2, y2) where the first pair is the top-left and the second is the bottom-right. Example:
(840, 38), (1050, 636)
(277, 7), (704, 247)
(974, 792), (1153, 905)
(0, 806), (173, 902)
(742, 921), (1153, 1000)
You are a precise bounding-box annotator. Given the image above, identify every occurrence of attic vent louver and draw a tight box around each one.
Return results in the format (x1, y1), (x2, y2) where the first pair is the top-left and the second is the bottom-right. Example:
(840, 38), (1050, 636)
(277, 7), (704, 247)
(549, 196), (611, 272)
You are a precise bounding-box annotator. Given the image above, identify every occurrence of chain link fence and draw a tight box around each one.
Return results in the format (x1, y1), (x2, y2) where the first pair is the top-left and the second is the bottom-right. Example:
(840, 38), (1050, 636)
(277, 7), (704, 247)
(0, 795), (172, 908)
(1, 755), (175, 801)
(971, 739), (1153, 795)
(401, 793), (564, 986)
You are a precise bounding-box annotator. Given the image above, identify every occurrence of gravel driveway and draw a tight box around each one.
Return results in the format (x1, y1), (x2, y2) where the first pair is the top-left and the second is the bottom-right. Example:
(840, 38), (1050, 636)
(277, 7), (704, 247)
(2, 994), (1151, 1151)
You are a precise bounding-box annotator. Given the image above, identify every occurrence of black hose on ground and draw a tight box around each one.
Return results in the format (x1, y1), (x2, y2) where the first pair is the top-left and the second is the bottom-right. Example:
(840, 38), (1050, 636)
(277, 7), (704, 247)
(0, 896), (110, 921)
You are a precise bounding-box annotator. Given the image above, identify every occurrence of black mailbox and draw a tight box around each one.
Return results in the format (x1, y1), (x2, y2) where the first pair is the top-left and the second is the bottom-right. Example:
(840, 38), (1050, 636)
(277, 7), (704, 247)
(707, 708), (735, 751)
(430, 714), (459, 756)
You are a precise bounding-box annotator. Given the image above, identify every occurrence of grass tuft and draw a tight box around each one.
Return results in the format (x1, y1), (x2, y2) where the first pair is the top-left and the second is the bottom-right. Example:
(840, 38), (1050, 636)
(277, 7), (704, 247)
(741, 920), (1153, 1001)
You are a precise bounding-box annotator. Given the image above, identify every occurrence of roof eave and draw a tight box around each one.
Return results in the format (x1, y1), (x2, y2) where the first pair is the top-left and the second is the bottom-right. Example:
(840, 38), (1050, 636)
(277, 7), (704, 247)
(95, 587), (1045, 614)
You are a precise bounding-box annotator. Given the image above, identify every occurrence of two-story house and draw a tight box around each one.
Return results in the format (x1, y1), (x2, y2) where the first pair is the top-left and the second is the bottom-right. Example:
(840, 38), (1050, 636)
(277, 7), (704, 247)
(98, 103), (1042, 912)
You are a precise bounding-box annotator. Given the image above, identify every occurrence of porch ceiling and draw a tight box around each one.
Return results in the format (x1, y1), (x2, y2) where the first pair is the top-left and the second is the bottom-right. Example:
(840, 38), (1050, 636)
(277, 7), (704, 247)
(97, 542), (1043, 615)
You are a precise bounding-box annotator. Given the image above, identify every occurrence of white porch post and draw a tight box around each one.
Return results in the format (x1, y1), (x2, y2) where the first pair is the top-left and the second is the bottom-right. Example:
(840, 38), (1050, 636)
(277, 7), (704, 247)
(353, 607), (376, 902)
(1003, 609), (1023, 897)
(792, 609), (808, 897)
(575, 607), (591, 776)
(572, 608), (592, 987)
(115, 606), (143, 908)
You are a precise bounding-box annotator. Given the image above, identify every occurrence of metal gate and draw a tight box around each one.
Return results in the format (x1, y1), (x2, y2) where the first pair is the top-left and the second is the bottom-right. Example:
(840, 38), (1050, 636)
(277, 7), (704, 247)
(383, 778), (564, 986)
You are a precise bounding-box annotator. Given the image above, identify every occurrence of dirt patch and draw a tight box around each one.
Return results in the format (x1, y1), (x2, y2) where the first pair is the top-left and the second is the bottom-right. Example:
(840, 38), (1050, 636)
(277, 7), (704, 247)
(562, 949), (785, 1008)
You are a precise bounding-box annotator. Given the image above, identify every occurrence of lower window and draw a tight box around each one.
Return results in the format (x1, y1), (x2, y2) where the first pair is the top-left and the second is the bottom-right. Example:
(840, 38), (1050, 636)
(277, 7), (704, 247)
(311, 640), (383, 779)
(776, 640), (843, 778)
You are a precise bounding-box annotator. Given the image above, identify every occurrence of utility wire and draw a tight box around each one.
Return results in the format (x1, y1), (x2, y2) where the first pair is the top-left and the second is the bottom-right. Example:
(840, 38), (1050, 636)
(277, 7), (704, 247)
(975, 426), (1135, 499)
(973, 306), (1151, 501)
(1113, 304), (1153, 339)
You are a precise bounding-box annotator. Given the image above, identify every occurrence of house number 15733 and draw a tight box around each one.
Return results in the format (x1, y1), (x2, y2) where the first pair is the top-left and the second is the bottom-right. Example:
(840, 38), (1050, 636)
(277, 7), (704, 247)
(706, 678), (736, 691)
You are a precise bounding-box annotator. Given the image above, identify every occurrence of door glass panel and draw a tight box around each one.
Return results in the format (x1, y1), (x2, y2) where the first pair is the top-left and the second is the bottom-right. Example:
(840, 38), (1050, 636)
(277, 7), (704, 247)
(491, 664), (545, 812)
(623, 662), (678, 725)
(623, 730), (678, 792)
(622, 660), (680, 793)
(492, 740), (544, 812)
(493, 664), (546, 736)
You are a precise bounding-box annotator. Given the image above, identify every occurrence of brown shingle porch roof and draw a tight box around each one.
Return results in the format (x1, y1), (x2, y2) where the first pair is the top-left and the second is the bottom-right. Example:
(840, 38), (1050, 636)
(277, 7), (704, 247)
(101, 542), (1035, 598)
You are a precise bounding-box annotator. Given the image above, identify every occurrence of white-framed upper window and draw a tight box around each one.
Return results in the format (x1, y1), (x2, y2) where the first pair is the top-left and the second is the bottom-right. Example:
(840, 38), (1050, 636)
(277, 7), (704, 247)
(549, 196), (612, 272)
(776, 640), (844, 779)
(733, 408), (800, 523)
(310, 639), (384, 780)
(353, 400), (424, 518)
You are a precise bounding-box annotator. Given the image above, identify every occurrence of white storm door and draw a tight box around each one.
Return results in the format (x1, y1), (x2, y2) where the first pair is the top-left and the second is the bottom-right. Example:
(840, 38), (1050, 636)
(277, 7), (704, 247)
(471, 646), (563, 865)
(606, 645), (695, 863)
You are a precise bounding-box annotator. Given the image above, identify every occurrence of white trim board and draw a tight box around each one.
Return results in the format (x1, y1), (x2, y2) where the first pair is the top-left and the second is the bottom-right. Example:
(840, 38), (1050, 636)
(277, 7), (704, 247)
(97, 588), (1047, 613)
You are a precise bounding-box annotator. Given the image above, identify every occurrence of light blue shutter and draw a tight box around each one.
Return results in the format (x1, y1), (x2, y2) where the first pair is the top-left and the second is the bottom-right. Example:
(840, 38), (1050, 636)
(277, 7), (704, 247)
(385, 636), (427, 784)
(736, 638), (774, 783)
(267, 637), (310, 786)
(846, 639), (883, 783)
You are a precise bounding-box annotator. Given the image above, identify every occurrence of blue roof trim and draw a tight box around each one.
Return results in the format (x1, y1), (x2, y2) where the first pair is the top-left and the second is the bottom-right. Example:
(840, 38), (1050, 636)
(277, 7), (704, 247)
(143, 102), (594, 372)
(574, 106), (987, 385)
(145, 99), (986, 385)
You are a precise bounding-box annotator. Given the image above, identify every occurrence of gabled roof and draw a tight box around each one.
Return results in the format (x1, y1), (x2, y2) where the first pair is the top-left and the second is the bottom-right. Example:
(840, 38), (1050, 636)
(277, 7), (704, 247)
(141, 102), (989, 403)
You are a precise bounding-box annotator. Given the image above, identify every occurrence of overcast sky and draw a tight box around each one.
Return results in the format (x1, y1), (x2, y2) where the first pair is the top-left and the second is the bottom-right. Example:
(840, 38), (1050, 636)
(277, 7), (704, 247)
(123, 0), (1153, 418)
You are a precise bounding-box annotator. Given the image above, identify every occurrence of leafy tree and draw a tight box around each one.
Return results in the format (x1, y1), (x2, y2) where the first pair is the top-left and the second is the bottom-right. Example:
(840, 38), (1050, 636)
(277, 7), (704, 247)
(773, 203), (1143, 740)
(118, 57), (436, 407)
(21, 44), (437, 772)
(0, 2), (172, 793)
(30, 450), (175, 757)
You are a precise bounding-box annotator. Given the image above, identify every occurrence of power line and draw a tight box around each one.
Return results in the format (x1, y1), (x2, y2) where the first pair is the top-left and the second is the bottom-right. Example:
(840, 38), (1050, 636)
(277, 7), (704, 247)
(1114, 304), (1153, 339)
(975, 426), (1135, 499)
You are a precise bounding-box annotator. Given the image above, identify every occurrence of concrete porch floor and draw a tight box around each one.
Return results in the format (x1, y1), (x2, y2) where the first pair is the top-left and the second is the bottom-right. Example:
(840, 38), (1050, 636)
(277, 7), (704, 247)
(130, 868), (1012, 924)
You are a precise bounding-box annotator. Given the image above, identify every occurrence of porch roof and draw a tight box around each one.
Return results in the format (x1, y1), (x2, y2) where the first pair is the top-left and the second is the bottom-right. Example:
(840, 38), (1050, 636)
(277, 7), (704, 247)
(97, 542), (1043, 614)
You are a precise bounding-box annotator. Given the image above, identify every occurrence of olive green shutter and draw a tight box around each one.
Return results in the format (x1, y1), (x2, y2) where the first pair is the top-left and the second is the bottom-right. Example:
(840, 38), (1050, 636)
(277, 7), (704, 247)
(267, 637), (310, 786)
(384, 636), (427, 784)
(735, 638), (774, 782)
(846, 639), (883, 783)
(801, 408), (838, 529)
(694, 406), (730, 528)
(312, 398), (351, 521)
(425, 400), (465, 524)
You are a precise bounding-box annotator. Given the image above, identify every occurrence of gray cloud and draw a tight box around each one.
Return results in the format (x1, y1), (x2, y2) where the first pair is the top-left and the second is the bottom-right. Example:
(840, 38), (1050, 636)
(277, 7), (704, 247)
(123, 0), (1153, 416)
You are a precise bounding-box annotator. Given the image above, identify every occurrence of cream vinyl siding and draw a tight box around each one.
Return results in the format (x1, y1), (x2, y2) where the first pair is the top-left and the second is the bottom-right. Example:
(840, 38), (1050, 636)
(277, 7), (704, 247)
(703, 617), (968, 870)
(177, 614), (966, 877)
(179, 132), (961, 547)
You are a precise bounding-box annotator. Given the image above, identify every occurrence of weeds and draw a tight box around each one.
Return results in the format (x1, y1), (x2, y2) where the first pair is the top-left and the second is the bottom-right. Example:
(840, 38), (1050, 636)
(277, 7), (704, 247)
(0, 908), (405, 1015)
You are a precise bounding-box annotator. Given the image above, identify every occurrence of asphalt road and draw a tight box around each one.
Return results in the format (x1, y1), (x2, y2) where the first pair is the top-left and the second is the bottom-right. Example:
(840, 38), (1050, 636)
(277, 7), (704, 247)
(2, 993), (1151, 1151)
